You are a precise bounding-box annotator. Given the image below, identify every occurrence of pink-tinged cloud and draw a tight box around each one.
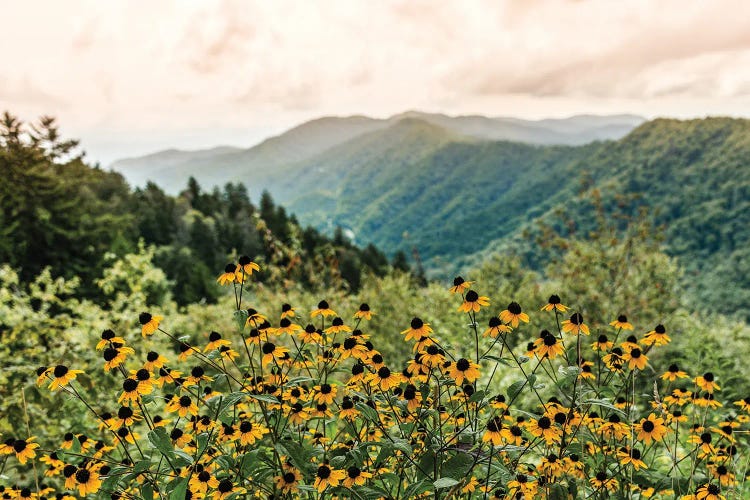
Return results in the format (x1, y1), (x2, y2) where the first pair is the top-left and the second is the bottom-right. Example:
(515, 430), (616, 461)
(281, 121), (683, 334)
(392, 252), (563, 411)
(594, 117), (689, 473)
(0, 0), (748, 164)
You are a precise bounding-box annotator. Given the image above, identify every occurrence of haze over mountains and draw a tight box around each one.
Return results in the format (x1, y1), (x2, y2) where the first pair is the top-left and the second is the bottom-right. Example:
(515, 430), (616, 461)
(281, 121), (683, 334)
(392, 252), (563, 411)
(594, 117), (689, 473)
(110, 111), (750, 318)
(111, 111), (644, 195)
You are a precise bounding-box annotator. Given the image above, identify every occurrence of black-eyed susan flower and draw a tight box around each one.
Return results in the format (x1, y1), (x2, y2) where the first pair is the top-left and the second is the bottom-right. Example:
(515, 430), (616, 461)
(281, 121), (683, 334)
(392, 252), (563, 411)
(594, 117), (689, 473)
(166, 395), (199, 418)
(339, 336), (368, 361)
(592, 334), (613, 351)
(237, 255), (260, 275)
(217, 263), (237, 285)
(276, 318), (302, 336)
(280, 303), (296, 319)
(662, 364), (688, 381)
(48, 365), (84, 391)
(507, 474), (538, 499)
(370, 366), (403, 391)
(733, 396), (750, 413)
(354, 303), (373, 320)
(636, 413), (668, 444)
(609, 315), (634, 330)
(275, 468), (302, 494)
(696, 372), (720, 393)
(623, 347), (648, 370)
(527, 416), (562, 444)
(482, 416), (504, 446)
(311, 300), (337, 318)
(189, 470), (219, 494)
(35, 366), (51, 386)
(533, 330), (564, 359)
(139, 312), (163, 337)
(642, 324), (671, 346)
(74, 466), (102, 496)
(96, 329), (125, 350)
(499, 302), (529, 327)
(12, 438), (38, 464)
(449, 276), (473, 294)
(313, 383), (337, 405)
(204, 331), (231, 352)
(314, 464), (346, 492)
(143, 351), (168, 372)
(561, 312), (590, 335)
(420, 345), (444, 367)
(244, 308), (268, 327)
(261, 342), (289, 367)
(325, 317), (351, 334)
(483, 316), (511, 338)
(501, 424), (524, 446)
(343, 466), (373, 487)
(447, 358), (480, 385)
(401, 317), (432, 342)
(590, 471), (618, 493)
(618, 447), (647, 470)
(102, 346), (133, 372)
(695, 482), (726, 500)
(215, 478), (246, 500)
(541, 294), (568, 312)
(458, 290), (490, 313)
(238, 420), (268, 445)
(402, 384), (422, 412)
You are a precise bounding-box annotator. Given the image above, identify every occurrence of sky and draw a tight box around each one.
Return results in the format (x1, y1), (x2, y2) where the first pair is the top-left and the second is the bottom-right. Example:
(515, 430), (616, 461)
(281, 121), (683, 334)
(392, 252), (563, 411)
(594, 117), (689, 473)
(2, 0), (750, 165)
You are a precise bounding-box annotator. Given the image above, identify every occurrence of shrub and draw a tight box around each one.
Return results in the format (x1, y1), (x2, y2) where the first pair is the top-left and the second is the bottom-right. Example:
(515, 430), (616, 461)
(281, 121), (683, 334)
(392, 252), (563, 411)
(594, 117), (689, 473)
(3, 259), (749, 499)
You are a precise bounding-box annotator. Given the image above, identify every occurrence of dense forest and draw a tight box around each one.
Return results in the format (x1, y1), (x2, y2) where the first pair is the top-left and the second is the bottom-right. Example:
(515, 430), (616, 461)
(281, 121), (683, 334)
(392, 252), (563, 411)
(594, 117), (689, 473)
(0, 112), (403, 306)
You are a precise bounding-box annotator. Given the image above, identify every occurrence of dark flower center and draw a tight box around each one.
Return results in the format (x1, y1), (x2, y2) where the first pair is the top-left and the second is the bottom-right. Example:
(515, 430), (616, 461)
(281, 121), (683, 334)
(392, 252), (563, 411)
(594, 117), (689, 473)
(548, 295), (561, 304)
(570, 313), (583, 325)
(179, 396), (192, 408)
(347, 466), (361, 478)
(410, 317), (424, 329)
(317, 300), (329, 310)
(239, 421), (253, 433)
(262, 342), (276, 354)
(456, 358), (470, 371)
(75, 469), (91, 483)
(283, 472), (297, 483)
(138, 312), (152, 325)
(377, 367), (391, 379)
(465, 290), (479, 302)
(317, 465), (331, 479)
(642, 421), (655, 432)
(102, 329), (115, 340)
(507, 302), (522, 314)
(655, 324), (666, 333)
(538, 417), (552, 429)
(53, 365), (69, 378)
(359, 303), (370, 312)
(218, 479), (233, 493)
(122, 379), (138, 392)
(617, 315), (627, 322)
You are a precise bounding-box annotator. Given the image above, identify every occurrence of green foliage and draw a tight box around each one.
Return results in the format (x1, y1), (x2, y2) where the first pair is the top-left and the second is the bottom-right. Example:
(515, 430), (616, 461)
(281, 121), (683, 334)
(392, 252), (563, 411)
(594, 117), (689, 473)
(0, 112), (395, 306)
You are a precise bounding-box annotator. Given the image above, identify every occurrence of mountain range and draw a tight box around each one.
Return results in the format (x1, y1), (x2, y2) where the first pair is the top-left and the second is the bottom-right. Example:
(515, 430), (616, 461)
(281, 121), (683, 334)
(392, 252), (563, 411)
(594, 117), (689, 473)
(111, 111), (644, 195)
(110, 111), (750, 318)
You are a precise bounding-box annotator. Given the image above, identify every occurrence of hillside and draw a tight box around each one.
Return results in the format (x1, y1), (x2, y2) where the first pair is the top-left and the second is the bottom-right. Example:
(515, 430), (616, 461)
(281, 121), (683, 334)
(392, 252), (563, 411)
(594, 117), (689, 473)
(282, 116), (750, 318)
(110, 112), (644, 195)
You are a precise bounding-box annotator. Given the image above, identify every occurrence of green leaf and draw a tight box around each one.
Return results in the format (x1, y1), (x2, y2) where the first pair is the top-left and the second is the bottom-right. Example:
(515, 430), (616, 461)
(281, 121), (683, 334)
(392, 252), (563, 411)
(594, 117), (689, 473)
(433, 477), (459, 489)
(507, 379), (527, 400)
(442, 452), (474, 480)
(233, 310), (248, 332)
(583, 398), (627, 416)
(141, 483), (154, 500)
(549, 484), (567, 500)
(169, 477), (188, 500)
(248, 393), (281, 405)
(148, 427), (174, 457)
(355, 402), (379, 422)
